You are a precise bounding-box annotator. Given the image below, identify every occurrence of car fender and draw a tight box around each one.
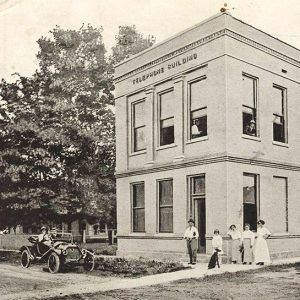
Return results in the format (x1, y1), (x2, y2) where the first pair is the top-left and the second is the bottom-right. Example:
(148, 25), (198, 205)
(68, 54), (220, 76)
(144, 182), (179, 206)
(19, 245), (32, 254)
(19, 246), (32, 253)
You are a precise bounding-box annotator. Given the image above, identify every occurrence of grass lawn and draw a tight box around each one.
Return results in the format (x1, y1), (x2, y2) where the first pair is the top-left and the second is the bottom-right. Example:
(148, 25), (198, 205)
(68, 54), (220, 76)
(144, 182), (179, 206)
(44, 263), (300, 300)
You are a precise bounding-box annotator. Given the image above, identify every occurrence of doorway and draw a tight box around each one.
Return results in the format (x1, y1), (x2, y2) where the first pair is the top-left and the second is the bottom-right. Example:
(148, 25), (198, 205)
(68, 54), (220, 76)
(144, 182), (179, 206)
(243, 173), (259, 231)
(189, 175), (206, 253)
(194, 198), (206, 253)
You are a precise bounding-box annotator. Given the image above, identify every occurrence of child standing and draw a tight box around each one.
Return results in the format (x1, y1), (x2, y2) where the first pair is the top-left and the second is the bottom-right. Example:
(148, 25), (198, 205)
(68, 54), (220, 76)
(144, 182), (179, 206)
(210, 229), (223, 267)
(242, 223), (255, 264)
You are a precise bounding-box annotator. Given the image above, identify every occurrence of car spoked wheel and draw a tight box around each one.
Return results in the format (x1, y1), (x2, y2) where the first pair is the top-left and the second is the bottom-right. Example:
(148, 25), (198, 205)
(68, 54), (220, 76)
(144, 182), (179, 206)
(83, 254), (95, 271)
(48, 252), (61, 273)
(21, 249), (31, 268)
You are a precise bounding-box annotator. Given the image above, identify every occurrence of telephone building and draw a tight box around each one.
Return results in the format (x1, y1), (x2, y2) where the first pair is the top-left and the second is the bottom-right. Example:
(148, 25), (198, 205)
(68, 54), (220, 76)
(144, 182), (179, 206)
(114, 12), (300, 260)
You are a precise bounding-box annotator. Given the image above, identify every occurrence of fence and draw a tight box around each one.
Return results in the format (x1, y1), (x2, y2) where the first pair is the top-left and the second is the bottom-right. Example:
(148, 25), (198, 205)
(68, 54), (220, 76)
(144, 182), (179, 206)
(82, 229), (117, 245)
(0, 230), (117, 251)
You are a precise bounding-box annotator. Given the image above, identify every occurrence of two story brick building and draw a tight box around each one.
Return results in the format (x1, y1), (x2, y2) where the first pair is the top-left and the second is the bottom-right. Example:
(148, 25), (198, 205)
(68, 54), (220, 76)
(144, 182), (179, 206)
(114, 12), (300, 260)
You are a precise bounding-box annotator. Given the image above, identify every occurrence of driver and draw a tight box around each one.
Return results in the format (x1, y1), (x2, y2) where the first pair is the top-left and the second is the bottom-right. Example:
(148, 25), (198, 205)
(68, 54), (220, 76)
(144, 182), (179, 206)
(0, 227), (9, 235)
(38, 226), (53, 247)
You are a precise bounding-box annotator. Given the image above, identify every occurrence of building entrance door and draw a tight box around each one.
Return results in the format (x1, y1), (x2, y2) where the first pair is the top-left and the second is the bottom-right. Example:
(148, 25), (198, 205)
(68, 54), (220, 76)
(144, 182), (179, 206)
(243, 173), (258, 231)
(194, 198), (206, 253)
(243, 203), (257, 231)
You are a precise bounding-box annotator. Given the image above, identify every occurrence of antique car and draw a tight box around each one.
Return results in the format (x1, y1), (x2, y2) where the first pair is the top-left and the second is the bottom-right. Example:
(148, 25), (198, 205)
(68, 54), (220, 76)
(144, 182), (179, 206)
(20, 235), (95, 273)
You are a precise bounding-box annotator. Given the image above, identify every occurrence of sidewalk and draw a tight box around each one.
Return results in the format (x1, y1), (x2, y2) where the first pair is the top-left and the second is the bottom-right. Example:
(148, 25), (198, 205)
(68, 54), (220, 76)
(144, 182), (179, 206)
(83, 256), (300, 292)
(2, 256), (299, 300)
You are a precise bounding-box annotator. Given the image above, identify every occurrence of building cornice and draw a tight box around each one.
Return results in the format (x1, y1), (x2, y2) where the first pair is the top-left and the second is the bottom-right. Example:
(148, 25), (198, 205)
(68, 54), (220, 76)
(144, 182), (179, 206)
(114, 28), (300, 84)
(114, 29), (226, 83)
(116, 154), (300, 178)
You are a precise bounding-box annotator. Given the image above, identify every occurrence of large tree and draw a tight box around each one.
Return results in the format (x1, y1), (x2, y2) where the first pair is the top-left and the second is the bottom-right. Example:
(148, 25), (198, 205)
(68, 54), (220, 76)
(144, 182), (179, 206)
(0, 24), (155, 229)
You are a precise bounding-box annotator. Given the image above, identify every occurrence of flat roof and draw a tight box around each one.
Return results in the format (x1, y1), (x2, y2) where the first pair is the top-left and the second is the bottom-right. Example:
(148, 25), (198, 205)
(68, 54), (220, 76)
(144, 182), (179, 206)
(115, 12), (300, 69)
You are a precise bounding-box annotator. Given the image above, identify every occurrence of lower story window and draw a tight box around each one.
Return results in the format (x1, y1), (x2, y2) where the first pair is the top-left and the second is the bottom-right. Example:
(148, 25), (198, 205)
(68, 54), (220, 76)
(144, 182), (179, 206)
(158, 179), (173, 233)
(132, 183), (145, 232)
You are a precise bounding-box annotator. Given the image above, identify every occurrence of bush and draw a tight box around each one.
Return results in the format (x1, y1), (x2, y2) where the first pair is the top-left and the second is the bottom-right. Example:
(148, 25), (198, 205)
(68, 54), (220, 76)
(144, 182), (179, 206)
(93, 257), (188, 277)
(0, 250), (20, 264)
(93, 244), (117, 256)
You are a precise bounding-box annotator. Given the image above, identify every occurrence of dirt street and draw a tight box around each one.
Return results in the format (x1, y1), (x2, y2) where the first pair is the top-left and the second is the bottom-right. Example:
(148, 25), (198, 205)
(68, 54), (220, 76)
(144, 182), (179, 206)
(0, 264), (114, 300)
(1, 262), (300, 300)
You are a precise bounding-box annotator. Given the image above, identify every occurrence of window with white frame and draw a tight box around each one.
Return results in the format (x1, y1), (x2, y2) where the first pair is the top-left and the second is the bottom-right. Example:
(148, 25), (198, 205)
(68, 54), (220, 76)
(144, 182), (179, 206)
(132, 183), (145, 232)
(273, 85), (287, 143)
(242, 74), (258, 136)
(159, 90), (174, 146)
(132, 100), (146, 152)
(189, 78), (207, 139)
(158, 179), (173, 233)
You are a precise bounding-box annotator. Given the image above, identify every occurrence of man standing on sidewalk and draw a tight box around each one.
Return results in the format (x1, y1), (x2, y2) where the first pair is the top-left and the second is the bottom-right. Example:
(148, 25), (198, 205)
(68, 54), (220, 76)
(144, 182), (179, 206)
(184, 219), (199, 265)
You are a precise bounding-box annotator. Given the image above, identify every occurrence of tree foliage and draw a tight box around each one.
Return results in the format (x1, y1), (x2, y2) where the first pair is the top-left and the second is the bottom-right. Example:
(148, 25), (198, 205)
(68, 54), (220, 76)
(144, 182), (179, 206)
(0, 24), (155, 228)
(111, 25), (155, 65)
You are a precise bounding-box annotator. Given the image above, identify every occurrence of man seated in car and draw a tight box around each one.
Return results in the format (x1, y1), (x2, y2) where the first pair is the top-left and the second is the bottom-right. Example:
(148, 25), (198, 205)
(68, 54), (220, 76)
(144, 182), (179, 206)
(38, 226), (53, 249)
(0, 227), (9, 235)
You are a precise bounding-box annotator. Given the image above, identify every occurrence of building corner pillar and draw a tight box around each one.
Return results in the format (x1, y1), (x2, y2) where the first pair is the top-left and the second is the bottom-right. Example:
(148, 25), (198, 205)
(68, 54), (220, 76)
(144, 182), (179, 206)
(144, 86), (155, 166)
(173, 75), (185, 162)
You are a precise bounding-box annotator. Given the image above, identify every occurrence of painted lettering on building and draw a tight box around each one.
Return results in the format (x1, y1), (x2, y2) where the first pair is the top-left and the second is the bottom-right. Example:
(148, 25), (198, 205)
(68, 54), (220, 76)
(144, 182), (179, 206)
(132, 53), (198, 85)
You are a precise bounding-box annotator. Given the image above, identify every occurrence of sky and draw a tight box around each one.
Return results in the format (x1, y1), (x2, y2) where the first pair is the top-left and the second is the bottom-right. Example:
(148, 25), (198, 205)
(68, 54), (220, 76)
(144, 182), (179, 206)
(0, 0), (300, 82)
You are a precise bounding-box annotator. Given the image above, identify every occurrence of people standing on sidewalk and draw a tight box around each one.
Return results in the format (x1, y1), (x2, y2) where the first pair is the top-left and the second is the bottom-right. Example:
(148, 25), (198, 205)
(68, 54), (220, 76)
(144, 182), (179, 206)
(253, 220), (271, 265)
(227, 224), (242, 264)
(242, 223), (255, 264)
(184, 218), (199, 265)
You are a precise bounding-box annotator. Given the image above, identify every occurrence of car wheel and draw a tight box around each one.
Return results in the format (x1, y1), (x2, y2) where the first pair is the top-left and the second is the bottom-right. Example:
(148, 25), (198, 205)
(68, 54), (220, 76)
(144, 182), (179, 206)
(21, 249), (31, 268)
(48, 252), (61, 273)
(83, 254), (95, 272)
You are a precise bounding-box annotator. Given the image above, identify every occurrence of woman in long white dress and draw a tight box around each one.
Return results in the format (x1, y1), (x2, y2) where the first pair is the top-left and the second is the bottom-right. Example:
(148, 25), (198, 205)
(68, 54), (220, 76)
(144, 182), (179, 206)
(253, 220), (271, 265)
(227, 224), (242, 264)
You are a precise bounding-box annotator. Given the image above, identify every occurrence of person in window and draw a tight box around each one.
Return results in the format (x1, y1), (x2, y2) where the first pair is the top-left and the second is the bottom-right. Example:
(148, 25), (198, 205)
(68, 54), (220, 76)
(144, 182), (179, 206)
(253, 220), (271, 265)
(245, 119), (256, 136)
(191, 119), (202, 138)
(183, 218), (199, 265)
(227, 224), (242, 264)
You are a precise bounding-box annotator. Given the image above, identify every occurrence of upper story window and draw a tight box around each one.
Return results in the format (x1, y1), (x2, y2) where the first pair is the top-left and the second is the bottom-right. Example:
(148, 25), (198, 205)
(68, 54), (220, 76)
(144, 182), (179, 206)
(132, 182), (145, 232)
(132, 100), (146, 152)
(273, 85), (287, 143)
(189, 78), (207, 139)
(159, 90), (174, 146)
(158, 179), (173, 233)
(242, 74), (258, 137)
